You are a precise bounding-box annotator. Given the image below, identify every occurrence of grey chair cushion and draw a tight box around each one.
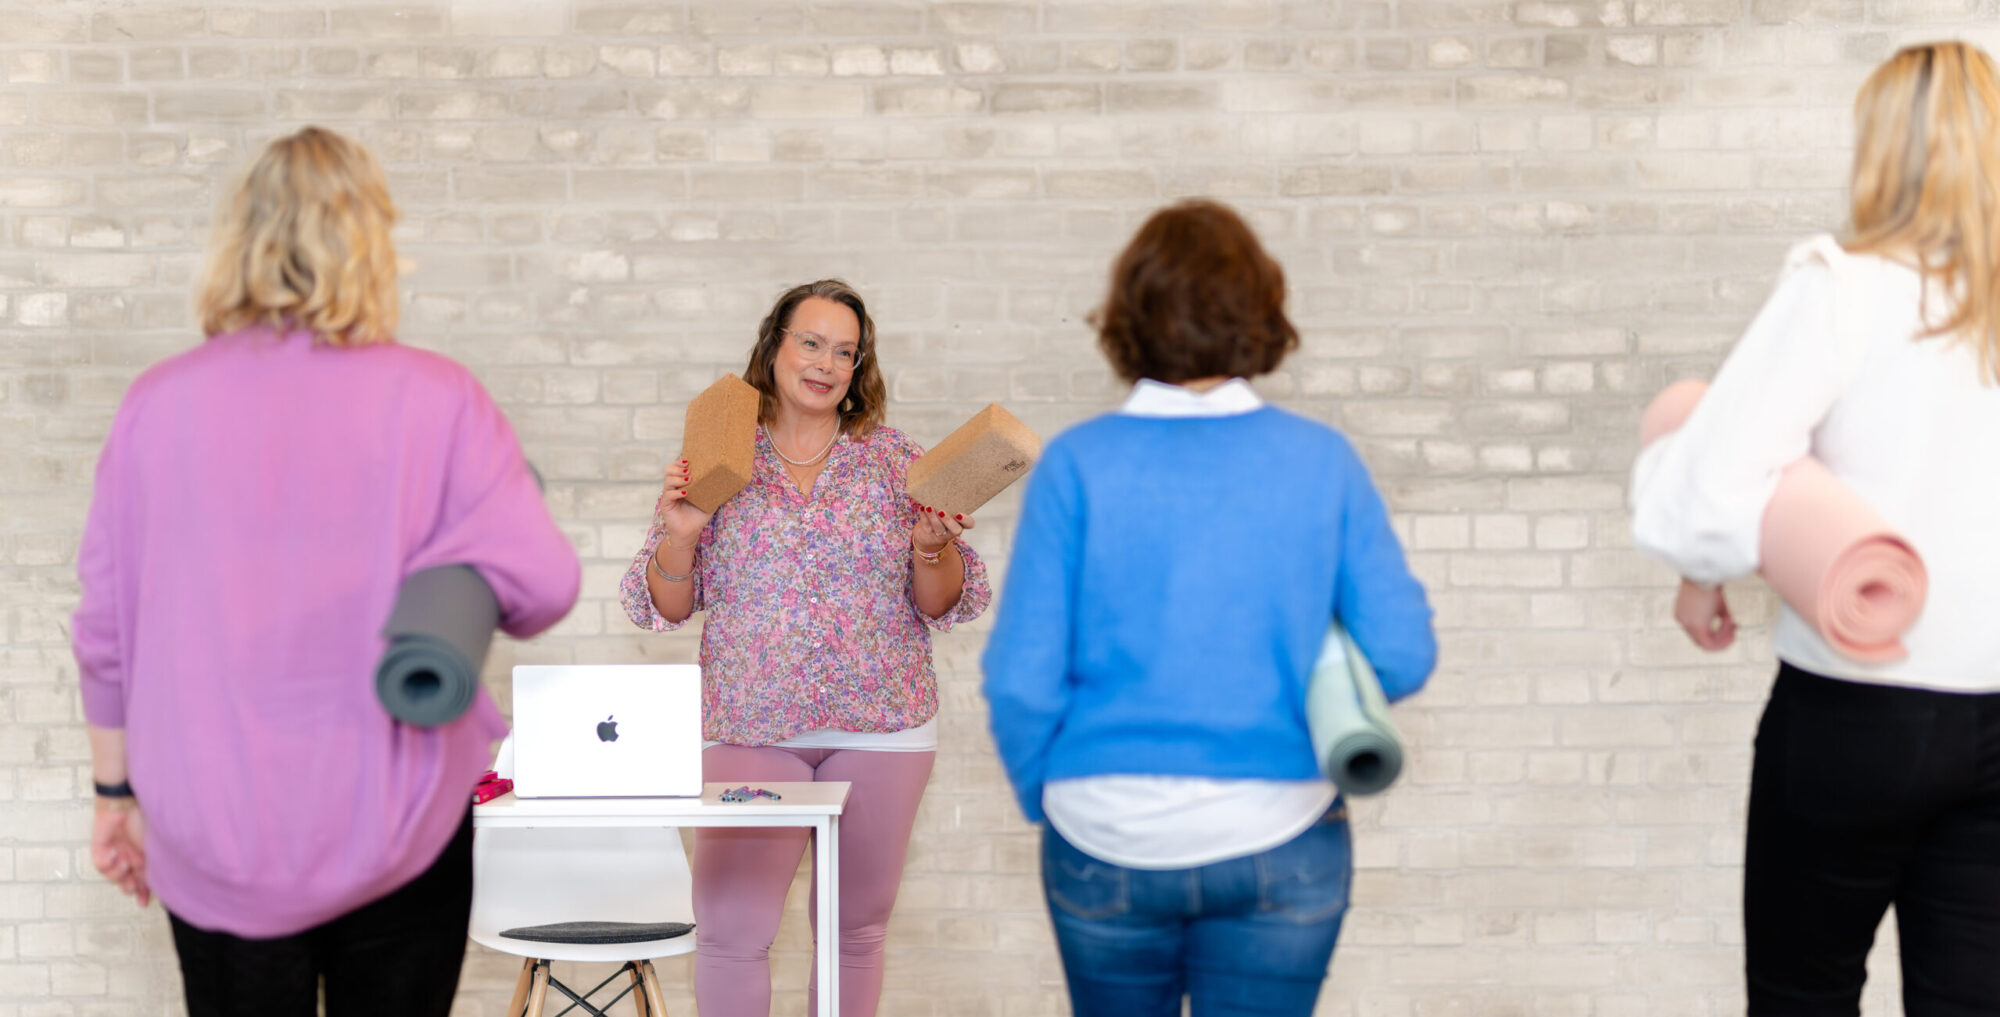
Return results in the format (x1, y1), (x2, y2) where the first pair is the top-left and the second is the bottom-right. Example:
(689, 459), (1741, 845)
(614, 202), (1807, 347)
(498, 921), (694, 945)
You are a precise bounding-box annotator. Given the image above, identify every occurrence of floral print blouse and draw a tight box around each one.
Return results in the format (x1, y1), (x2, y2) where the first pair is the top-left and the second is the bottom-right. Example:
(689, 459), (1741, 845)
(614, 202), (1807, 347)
(620, 424), (991, 745)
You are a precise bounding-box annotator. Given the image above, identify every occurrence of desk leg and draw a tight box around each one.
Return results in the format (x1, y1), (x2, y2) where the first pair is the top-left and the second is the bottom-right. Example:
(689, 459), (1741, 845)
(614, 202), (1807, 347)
(829, 814), (842, 1015)
(815, 816), (839, 1017)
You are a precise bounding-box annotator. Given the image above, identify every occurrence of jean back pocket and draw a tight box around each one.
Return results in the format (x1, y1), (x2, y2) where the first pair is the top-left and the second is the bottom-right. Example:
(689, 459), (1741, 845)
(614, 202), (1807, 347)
(1253, 815), (1352, 925)
(1042, 827), (1132, 921)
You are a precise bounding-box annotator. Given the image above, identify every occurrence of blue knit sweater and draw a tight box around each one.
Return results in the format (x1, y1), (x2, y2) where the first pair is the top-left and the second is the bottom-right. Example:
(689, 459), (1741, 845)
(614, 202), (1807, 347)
(980, 406), (1437, 822)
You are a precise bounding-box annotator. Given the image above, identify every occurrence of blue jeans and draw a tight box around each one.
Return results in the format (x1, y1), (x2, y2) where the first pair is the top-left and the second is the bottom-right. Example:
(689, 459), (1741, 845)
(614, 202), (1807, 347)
(1042, 804), (1352, 1017)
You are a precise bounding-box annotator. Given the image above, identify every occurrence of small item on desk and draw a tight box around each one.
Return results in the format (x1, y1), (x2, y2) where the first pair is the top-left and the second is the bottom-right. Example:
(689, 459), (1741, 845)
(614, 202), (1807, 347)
(719, 785), (782, 803)
(472, 773), (513, 805)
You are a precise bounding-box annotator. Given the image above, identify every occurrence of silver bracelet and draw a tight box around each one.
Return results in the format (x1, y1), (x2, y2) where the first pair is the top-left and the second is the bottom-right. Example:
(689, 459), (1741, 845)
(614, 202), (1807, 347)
(650, 547), (694, 583)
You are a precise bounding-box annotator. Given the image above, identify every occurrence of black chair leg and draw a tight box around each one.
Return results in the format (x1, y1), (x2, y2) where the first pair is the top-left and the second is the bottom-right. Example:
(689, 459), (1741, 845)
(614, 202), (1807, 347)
(539, 961), (646, 1017)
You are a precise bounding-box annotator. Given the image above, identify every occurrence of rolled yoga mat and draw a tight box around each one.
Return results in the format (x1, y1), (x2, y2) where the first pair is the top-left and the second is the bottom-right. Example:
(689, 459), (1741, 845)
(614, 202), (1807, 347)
(1304, 620), (1404, 796)
(376, 565), (500, 726)
(1641, 379), (1928, 662)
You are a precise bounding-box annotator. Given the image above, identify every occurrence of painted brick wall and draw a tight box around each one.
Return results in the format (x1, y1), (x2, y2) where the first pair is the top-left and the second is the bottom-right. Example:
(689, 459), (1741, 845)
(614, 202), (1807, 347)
(5, 1), (1990, 1014)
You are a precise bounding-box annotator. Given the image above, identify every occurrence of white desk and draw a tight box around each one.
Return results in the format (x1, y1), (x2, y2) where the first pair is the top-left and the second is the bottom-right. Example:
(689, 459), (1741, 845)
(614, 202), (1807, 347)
(475, 781), (851, 1017)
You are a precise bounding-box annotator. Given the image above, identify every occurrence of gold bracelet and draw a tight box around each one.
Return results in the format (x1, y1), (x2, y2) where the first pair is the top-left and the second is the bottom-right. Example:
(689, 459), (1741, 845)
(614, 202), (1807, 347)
(914, 542), (948, 566)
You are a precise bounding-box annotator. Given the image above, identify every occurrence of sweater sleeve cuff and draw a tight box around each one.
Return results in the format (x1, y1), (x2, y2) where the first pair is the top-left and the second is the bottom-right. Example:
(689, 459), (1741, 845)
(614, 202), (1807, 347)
(1017, 786), (1046, 824)
(620, 527), (695, 632)
(79, 680), (125, 729)
(920, 540), (992, 631)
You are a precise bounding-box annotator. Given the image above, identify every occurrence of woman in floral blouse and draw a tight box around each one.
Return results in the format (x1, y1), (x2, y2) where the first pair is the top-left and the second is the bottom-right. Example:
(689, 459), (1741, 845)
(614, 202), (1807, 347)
(620, 279), (990, 1017)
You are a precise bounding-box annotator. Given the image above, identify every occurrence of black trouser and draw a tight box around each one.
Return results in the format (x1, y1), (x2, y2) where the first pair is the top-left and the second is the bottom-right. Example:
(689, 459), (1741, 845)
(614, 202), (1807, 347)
(1745, 663), (2000, 1016)
(168, 810), (473, 1017)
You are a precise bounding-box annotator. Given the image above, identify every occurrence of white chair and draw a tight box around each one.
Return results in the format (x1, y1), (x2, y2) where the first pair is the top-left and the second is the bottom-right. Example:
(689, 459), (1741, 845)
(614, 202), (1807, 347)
(471, 738), (696, 1016)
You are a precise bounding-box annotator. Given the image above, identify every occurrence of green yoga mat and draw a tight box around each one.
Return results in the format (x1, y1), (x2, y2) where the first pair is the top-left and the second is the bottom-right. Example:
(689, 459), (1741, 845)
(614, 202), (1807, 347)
(1304, 621), (1405, 796)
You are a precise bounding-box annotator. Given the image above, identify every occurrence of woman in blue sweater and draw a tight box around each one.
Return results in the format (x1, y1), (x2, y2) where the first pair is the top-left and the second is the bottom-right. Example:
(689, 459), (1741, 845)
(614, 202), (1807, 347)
(981, 199), (1437, 1016)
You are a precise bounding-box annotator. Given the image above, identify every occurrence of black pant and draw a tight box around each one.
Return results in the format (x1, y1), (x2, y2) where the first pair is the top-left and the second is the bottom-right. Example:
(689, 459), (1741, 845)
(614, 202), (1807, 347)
(1745, 664), (2000, 1016)
(168, 810), (474, 1017)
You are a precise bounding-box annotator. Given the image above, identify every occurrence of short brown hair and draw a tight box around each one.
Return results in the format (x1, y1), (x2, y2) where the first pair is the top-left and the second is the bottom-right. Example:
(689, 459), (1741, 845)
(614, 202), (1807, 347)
(197, 126), (399, 347)
(742, 279), (888, 439)
(1095, 199), (1298, 384)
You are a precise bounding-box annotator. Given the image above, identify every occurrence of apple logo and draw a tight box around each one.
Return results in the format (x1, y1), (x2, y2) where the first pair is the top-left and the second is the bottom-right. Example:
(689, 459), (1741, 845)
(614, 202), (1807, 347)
(596, 715), (619, 743)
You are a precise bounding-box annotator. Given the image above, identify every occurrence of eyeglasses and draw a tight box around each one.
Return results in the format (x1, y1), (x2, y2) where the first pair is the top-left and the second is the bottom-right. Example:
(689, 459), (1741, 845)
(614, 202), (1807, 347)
(781, 329), (864, 373)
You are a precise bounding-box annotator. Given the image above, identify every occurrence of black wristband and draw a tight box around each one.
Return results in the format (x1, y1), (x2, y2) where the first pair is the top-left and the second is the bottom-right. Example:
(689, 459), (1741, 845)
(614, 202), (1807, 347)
(93, 780), (135, 799)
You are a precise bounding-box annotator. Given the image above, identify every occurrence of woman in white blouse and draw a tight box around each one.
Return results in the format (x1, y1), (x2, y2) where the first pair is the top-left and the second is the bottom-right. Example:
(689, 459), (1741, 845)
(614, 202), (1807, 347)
(1631, 42), (2000, 1016)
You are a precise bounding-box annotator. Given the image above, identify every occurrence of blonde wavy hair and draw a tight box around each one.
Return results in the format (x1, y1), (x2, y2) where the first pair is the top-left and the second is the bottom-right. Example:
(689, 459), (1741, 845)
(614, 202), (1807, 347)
(196, 126), (399, 346)
(1847, 41), (2000, 380)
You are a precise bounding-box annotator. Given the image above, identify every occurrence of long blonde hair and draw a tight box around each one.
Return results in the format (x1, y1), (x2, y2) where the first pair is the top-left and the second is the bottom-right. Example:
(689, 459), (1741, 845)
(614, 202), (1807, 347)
(1847, 41), (2000, 379)
(196, 126), (400, 346)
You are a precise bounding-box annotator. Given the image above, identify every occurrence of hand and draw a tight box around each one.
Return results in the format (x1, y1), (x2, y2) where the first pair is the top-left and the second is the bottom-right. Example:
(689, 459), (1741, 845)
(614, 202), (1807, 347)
(90, 799), (150, 907)
(911, 502), (974, 556)
(656, 453), (715, 549)
(1674, 578), (1736, 651)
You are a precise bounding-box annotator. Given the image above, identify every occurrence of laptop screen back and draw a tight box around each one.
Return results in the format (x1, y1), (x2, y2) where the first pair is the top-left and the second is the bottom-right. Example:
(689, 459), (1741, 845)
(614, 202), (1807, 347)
(510, 664), (702, 798)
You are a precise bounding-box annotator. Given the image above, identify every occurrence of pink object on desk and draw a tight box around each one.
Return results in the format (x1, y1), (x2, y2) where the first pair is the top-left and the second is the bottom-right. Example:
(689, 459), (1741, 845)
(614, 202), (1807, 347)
(1641, 379), (1927, 662)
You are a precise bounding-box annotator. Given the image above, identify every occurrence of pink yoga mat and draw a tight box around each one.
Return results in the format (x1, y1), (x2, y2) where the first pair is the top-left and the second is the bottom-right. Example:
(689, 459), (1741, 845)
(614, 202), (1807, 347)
(1641, 380), (1927, 663)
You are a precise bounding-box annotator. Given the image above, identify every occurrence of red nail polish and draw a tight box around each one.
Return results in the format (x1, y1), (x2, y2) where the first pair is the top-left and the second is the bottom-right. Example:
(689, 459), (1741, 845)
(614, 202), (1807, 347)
(937, 510), (946, 518)
(955, 514), (963, 521)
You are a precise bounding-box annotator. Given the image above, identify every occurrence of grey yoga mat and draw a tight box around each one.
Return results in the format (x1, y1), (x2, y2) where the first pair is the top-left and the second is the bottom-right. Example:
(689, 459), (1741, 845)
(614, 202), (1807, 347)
(1303, 620), (1405, 796)
(375, 565), (499, 727)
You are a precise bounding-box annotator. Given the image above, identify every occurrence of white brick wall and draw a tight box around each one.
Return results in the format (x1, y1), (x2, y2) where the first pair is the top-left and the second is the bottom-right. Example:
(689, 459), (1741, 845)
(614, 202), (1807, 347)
(2, 1), (1985, 1014)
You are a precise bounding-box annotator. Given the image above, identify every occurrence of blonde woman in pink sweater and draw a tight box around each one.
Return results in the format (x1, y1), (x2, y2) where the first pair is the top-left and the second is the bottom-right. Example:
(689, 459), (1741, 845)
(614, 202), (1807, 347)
(75, 127), (579, 1016)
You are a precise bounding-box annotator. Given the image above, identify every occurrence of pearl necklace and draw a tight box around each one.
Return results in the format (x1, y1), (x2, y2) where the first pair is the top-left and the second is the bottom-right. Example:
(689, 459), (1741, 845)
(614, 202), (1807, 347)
(765, 424), (839, 467)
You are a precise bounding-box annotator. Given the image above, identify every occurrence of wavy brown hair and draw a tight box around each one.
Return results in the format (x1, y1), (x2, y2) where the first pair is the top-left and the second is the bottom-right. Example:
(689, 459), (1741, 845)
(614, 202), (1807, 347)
(743, 279), (887, 439)
(1847, 41), (2000, 380)
(197, 126), (400, 347)
(1095, 199), (1299, 385)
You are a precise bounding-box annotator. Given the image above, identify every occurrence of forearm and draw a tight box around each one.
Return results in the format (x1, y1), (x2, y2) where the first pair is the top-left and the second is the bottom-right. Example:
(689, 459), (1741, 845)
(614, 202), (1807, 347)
(645, 537), (700, 624)
(88, 725), (129, 787)
(912, 542), (966, 619)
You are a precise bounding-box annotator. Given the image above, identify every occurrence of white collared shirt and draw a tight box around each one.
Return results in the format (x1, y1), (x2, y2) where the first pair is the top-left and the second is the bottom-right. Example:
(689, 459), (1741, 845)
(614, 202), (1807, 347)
(1118, 376), (1267, 417)
(1040, 378), (1339, 870)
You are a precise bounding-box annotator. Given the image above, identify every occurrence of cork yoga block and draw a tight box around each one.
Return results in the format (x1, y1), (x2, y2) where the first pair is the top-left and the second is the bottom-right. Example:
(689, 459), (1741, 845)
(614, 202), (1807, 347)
(681, 373), (760, 514)
(905, 403), (1041, 517)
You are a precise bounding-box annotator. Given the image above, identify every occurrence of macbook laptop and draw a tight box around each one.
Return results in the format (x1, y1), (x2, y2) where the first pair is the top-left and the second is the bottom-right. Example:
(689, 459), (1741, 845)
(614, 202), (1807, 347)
(510, 664), (703, 798)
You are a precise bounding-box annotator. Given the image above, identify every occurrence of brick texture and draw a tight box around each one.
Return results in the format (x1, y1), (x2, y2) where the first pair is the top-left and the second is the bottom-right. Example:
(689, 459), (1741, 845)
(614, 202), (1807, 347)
(4, 1), (1985, 1014)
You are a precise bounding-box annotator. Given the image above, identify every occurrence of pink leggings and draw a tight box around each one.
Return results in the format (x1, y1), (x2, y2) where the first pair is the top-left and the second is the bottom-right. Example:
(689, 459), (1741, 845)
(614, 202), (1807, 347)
(693, 744), (934, 1017)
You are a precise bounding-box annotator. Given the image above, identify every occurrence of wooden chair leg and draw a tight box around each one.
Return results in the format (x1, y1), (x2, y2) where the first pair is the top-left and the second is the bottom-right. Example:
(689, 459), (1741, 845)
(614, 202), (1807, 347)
(523, 959), (551, 1017)
(627, 962), (650, 1017)
(504, 958), (535, 1017)
(639, 959), (669, 1016)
